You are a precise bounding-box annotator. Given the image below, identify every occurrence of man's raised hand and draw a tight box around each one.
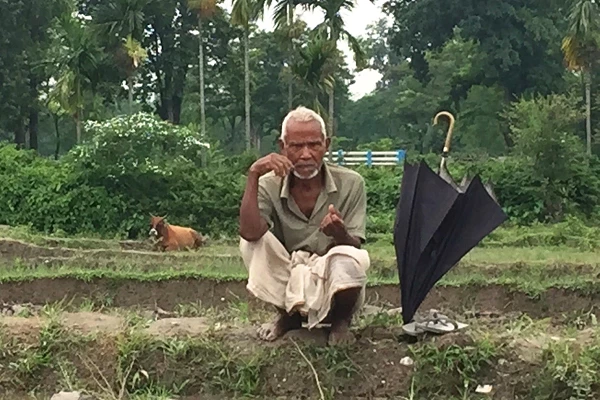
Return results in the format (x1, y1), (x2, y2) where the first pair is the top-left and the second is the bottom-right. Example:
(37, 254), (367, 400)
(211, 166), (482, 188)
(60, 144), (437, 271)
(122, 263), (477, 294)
(320, 204), (347, 239)
(248, 153), (294, 177)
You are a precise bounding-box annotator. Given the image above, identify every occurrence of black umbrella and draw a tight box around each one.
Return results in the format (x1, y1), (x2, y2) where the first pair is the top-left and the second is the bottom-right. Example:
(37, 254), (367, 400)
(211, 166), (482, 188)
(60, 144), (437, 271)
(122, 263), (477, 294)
(393, 111), (508, 324)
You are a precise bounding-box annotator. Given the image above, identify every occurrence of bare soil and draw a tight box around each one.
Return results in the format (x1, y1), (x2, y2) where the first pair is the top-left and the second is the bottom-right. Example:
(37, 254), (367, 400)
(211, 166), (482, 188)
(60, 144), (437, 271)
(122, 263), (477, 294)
(1, 237), (597, 398)
(1, 308), (595, 399)
(0, 310), (545, 399)
(0, 277), (598, 321)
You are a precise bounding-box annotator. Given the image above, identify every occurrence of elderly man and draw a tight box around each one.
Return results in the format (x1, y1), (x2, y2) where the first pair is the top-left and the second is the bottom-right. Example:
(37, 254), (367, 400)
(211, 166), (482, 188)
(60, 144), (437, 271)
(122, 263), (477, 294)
(239, 106), (370, 346)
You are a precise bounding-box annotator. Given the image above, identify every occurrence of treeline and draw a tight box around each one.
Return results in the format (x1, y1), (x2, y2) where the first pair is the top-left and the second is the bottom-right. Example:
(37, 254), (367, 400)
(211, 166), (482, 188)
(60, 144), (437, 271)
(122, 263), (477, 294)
(1, 0), (600, 159)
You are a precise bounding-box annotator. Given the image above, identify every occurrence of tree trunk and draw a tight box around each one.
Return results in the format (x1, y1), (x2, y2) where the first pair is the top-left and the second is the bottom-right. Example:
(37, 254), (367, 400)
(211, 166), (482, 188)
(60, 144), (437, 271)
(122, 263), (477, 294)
(287, 0), (294, 110)
(327, 89), (334, 161)
(28, 108), (38, 151)
(244, 28), (251, 150)
(173, 95), (183, 124)
(53, 114), (61, 160)
(76, 80), (82, 144)
(327, 20), (337, 161)
(199, 17), (206, 136)
(128, 74), (134, 114)
(288, 69), (293, 111)
(28, 77), (39, 150)
(76, 115), (82, 144)
(14, 118), (25, 149)
(585, 71), (592, 156)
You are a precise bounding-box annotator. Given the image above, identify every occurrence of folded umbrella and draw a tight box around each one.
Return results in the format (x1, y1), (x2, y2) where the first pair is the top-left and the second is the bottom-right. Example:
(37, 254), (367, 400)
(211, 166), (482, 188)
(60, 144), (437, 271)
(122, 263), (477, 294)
(393, 111), (508, 325)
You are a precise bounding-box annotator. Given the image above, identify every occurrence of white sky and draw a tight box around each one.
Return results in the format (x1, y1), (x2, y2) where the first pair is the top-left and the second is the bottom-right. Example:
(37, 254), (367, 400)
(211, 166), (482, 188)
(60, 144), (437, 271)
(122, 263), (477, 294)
(221, 0), (389, 100)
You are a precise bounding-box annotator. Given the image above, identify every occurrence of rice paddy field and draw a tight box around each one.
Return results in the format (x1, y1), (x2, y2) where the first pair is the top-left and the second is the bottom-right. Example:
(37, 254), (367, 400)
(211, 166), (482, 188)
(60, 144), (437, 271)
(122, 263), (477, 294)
(0, 223), (599, 400)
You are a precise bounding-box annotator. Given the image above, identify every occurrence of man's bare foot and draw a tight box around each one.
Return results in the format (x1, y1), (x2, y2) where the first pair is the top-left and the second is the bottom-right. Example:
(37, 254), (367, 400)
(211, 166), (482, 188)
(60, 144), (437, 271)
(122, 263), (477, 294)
(257, 312), (301, 341)
(328, 318), (356, 346)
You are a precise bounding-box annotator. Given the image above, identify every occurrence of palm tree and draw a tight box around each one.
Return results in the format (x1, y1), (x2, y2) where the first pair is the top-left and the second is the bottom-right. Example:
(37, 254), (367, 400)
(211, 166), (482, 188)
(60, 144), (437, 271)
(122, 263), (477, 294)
(50, 14), (102, 144)
(232, 0), (263, 150)
(92, 0), (148, 41)
(562, 0), (600, 155)
(92, 0), (149, 114)
(122, 35), (148, 113)
(188, 0), (219, 137)
(271, 0), (303, 109)
(283, 0), (368, 141)
(290, 35), (336, 115)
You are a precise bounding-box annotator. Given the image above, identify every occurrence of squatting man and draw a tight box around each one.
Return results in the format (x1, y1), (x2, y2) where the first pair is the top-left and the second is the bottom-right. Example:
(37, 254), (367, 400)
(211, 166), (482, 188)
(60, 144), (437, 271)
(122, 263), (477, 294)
(239, 106), (370, 346)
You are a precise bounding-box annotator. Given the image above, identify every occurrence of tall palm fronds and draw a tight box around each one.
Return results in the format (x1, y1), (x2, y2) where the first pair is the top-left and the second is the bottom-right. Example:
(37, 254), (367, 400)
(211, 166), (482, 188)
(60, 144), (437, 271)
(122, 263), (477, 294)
(276, 0), (369, 140)
(290, 35), (336, 117)
(92, 0), (149, 45)
(122, 35), (148, 113)
(49, 14), (102, 143)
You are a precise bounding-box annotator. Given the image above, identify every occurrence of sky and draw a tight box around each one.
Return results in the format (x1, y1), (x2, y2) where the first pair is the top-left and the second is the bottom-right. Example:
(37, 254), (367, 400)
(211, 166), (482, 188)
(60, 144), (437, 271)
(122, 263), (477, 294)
(221, 0), (389, 101)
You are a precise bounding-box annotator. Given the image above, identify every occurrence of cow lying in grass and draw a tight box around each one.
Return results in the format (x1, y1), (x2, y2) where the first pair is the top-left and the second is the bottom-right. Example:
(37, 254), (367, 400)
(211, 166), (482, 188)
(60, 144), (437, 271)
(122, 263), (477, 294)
(149, 215), (206, 251)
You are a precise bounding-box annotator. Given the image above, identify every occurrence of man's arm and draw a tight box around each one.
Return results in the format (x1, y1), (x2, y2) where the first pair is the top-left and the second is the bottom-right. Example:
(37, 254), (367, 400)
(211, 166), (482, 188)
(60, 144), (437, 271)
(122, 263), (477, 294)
(239, 172), (270, 241)
(331, 229), (362, 248)
(341, 177), (367, 245)
(321, 176), (367, 249)
(239, 153), (293, 241)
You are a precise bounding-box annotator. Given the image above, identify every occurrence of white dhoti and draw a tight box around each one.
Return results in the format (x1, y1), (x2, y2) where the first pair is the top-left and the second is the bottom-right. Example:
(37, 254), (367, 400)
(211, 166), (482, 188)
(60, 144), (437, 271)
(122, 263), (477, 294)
(239, 231), (370, 329)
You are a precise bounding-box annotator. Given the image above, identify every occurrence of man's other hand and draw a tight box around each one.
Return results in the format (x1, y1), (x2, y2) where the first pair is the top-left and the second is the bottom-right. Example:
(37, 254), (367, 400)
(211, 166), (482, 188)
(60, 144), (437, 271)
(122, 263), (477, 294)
(320, 204), (347, 239)
(248, 153), (294, 177)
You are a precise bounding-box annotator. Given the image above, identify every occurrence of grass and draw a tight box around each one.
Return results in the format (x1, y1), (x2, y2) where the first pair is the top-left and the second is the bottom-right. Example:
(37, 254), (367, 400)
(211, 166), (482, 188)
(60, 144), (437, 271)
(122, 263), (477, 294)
(2, 222), (600, 398)
(0, 303), (599, 399)
(1, 223), (600, 298)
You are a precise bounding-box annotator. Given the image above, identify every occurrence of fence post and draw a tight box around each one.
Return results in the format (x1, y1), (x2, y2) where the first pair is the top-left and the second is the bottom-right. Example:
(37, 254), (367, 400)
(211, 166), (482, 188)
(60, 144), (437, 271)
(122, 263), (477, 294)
(397, 149), (406, 163)
(366, 150), (372, 167)
(337, 149), (344, 165)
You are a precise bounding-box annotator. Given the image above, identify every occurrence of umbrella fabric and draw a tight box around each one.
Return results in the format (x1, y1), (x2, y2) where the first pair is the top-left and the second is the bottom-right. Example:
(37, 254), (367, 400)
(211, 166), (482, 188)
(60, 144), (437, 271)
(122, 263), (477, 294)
(394, 160), (507, 323)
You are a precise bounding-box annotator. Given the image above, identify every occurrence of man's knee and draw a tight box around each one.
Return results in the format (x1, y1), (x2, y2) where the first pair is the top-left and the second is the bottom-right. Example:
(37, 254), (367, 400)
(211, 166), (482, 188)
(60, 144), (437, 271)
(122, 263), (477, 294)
(328, 254), (368, 279)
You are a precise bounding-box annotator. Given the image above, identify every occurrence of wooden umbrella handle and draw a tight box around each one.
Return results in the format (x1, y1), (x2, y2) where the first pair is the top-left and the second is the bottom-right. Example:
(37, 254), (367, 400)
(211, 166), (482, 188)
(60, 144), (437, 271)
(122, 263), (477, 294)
(433, 111), (455, 154)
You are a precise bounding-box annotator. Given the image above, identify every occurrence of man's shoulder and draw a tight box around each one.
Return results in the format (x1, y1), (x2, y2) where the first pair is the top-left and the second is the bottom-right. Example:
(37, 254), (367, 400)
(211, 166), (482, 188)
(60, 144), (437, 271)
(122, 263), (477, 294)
(258, 172), (282, 194)
(327, 163), (365, 185)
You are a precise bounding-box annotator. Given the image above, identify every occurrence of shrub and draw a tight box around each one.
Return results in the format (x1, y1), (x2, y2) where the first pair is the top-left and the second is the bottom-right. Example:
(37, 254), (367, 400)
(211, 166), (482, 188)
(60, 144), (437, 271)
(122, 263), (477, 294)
(501, 93), (600, 222)
(0, 111), (599, 239)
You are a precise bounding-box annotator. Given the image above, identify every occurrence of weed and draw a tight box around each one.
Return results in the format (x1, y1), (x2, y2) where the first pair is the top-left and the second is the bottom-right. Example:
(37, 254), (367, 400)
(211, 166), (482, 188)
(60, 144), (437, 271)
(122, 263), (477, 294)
(356, 310), (404, 329)
(409, 338), (498, 399)
(203, 338), (270, 396)
(530, 341), (600, 399)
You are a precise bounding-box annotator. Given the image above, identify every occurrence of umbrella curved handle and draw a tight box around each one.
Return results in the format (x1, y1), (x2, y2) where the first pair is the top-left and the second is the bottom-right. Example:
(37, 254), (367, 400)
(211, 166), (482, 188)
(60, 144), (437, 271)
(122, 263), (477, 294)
(433, 111), (455, 155)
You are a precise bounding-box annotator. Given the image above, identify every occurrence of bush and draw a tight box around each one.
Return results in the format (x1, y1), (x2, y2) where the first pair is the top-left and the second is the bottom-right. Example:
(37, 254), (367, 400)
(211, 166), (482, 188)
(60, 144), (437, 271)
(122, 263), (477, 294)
(0, 111), (599, 239)
(0, 114), (245, 238)
(501, 93), (600, 222)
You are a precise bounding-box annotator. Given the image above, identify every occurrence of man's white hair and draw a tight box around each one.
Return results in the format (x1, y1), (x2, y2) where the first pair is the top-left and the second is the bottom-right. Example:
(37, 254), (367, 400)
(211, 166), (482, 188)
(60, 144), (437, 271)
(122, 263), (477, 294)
(280, 106), (327, 143)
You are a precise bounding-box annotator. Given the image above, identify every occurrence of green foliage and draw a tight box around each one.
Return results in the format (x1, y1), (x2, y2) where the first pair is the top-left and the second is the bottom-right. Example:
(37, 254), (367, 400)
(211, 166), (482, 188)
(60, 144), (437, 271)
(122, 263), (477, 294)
(69, 113), (209, 177)
(410, 339), (498, 398)
(0, 114), (245, 238)
(2, 110), (600, 239)
(502, 93), (600, 221)
(483, 216), (600, 250)
(456, 85), (508, 155)
(531, 341), (600, 399)
(0, 143), (123, 235)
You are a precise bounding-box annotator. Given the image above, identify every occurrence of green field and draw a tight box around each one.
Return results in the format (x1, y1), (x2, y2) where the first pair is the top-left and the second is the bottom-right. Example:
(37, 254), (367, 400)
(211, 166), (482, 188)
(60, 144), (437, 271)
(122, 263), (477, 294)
(0, 224), (599, 399)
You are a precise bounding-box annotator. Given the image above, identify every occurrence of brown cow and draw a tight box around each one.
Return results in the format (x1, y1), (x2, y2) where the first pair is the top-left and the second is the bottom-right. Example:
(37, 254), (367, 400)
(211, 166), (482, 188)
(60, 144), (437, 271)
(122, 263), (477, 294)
(149, 215), (206, 251)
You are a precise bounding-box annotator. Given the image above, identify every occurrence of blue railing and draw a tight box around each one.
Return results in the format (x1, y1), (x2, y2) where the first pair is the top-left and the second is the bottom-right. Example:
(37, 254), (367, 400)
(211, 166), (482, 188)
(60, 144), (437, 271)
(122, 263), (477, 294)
(326, 150), (406, 166)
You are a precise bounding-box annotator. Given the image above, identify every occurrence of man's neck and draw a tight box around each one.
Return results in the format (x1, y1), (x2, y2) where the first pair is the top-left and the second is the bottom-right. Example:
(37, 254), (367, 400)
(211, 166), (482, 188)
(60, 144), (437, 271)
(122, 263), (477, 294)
(290, 170), (324, 192)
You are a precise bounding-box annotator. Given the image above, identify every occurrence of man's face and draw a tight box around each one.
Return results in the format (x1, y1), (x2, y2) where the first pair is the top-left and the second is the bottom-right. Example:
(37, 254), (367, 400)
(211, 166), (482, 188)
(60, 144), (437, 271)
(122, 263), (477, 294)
(279, 119), (330, 179)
